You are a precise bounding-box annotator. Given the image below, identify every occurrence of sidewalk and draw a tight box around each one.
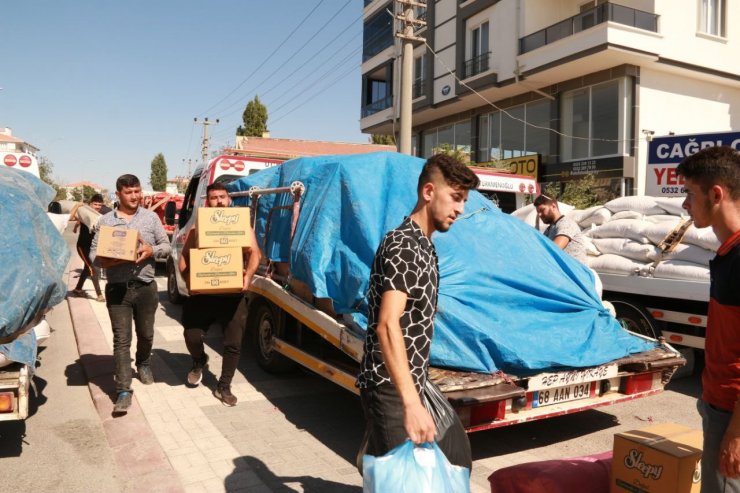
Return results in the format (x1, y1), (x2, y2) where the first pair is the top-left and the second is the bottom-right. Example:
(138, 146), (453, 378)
(66, 255), (365, 493)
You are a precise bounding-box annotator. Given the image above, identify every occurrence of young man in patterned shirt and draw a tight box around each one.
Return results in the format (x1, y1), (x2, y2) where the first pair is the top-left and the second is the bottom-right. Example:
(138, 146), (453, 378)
(678, 146), (740, 492)
(357, 154), (479, 471)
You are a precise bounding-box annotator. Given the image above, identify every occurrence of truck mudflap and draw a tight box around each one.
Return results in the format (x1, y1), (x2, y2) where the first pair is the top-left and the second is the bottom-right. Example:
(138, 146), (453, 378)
(0, 363), (30, 421)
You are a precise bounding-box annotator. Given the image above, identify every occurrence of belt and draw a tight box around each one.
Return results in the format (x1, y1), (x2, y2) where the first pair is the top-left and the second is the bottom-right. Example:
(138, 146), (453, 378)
(109, 279), (151, 289)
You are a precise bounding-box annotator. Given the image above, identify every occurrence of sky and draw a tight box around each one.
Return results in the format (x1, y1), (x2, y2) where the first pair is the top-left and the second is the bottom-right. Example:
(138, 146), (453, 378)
(2, 0), (367, 192)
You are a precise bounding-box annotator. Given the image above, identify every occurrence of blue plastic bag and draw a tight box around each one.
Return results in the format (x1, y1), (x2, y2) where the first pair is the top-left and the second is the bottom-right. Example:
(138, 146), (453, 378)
(363, 441), (470, 493)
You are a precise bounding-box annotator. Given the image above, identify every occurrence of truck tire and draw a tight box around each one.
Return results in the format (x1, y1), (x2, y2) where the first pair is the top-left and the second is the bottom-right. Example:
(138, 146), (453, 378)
(610, 297), (663, 340)
(167, 260), (184, 305)
(251, 302), (296, 374)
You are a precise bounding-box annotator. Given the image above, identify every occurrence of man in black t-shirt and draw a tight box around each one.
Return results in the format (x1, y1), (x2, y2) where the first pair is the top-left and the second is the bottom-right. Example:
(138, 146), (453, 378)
(357, 154), (479, 472)
(71, 193), (107, 301)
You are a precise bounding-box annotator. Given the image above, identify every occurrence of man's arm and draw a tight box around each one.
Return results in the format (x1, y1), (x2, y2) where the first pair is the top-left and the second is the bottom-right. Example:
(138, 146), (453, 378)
(376, 290), (436, 444)
(552, 235), (571, 249)
(136, 217), (171, 263)
(242, 227), (261, 291)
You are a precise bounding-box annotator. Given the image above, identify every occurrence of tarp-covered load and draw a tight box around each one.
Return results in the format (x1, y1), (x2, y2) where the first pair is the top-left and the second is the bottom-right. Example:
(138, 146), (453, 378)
(0, 168), (70, 367)
(229, 152), (654, 375)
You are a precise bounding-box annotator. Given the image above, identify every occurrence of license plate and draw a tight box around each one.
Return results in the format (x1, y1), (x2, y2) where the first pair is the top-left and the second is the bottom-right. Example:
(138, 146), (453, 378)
(532, 382), (594, 408)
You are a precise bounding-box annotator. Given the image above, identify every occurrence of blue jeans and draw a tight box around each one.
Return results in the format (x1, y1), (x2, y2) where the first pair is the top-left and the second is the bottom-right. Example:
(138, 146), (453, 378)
(106, 281), (158, 393)
(698, 399), (740, 493)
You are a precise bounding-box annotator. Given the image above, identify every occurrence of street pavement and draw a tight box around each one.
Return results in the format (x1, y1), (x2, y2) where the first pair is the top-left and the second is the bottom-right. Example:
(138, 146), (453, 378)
(3, 224), (704, 492)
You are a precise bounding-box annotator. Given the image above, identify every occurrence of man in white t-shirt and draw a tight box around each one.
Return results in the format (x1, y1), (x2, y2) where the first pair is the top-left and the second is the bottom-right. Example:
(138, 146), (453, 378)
(534, 194), (587, 264)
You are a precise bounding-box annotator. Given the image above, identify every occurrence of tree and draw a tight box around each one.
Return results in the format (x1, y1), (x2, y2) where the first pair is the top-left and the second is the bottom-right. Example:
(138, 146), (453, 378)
(432, 143), (472, 165)
(36, 155), (66, 201)
(150, 153), (167, 192)
(71, 188), (82, 202)
(82, 185), (97, 202)
(371, 134), (396, 146)
(236, 95), (268, 137)
(543, 174), (602, 210)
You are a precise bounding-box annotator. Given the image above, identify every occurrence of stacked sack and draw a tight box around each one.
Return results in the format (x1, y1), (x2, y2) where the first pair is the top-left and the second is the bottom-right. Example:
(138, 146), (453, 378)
(565, 197), (718, 282)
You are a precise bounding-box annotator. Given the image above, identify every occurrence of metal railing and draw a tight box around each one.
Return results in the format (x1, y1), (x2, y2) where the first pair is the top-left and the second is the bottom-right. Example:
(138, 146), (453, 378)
(361, 95), (393, 118)
(463, 52), (490, 79)
(519, 3), (658, 54)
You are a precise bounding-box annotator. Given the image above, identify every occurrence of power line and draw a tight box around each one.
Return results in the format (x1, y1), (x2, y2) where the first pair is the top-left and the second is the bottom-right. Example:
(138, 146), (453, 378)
(270, 63), (359, 127)
(197, 0), (327, 118)
(213, 0), (356, 124)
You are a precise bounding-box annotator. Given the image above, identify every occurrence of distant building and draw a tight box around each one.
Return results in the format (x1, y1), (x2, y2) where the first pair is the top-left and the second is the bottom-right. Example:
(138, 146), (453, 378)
(62, 180), (106, 201)
(1, 128), (41, 177)
(232, 136), (395, 160)
(361, 0), (740, 195)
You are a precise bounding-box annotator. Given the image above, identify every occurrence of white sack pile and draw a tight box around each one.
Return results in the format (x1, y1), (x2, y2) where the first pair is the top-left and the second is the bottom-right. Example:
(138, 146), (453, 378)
(580, 196), (715, 281)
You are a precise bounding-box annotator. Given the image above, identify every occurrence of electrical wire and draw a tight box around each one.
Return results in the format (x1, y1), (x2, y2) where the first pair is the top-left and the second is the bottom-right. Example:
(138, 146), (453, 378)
(197, 0), (327, 118)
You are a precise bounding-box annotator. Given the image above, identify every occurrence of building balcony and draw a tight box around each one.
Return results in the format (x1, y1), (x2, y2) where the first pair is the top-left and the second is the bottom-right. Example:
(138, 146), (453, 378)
(519, 3), (658, 54)
(462, 52), (491, 79)
(362, 95), (393, 118)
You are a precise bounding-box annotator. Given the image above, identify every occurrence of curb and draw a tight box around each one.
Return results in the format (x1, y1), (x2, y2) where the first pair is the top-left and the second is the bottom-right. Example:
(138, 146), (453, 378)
(66, 257), (184, 492)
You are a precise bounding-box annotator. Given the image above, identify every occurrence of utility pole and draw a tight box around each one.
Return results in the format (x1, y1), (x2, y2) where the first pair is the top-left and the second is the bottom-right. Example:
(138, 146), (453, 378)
(194, 117), (219, 165)
(395, 1), (426, 155)
(182, 158), (193, 177)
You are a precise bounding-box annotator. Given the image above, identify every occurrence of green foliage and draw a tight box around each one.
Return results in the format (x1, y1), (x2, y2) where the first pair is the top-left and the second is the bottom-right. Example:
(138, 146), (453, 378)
(150, 153), (167, 192)
(236, 95), (268, 137)
(432, 143), (471, 164)
(36, 155), (66, 200)
(371, 134), (396, 145)
(543, 174), (602, 209)
(71, 188), (82, 202)
(82, 185), (97, 202)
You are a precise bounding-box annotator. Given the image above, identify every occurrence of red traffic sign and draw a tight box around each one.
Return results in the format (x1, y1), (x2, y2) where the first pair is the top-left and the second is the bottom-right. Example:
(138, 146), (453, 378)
(4, 154), (17, 166)
(18, 155), (32, 167)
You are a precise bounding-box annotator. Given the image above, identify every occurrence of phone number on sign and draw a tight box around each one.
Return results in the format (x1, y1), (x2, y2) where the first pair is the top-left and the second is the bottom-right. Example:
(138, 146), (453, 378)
(661, 187), (685, 194)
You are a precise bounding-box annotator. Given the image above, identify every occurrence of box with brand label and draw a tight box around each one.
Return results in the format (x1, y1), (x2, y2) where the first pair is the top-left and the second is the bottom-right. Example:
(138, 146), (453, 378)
(611, 423), (702, 493)
(196, 207), (251, 248)
(189, 247), (243, 294)
(96, 225), (140, 262)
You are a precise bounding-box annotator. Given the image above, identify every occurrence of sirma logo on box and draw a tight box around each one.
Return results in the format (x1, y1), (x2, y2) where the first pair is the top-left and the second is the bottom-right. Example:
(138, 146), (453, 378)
(209, 210), (239, 225)
(624, 449), (663, 479)
(201, 251), (231, 267)
(112, 230), (127, 237)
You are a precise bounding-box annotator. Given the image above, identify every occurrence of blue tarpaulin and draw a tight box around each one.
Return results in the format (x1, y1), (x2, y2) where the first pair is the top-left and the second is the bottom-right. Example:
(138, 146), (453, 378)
(229, 152), (654, 375)
(0, 168), (70, 367)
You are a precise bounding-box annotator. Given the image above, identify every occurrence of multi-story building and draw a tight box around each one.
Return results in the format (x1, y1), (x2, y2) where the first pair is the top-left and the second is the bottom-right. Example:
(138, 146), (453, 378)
(361, 0), (740, 195)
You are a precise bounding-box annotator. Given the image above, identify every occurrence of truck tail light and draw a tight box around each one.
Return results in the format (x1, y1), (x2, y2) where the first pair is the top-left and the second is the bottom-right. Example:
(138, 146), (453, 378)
(0, 392), (14, 413)
(622, 372), (660, 395)
(470, 400), (506, 426)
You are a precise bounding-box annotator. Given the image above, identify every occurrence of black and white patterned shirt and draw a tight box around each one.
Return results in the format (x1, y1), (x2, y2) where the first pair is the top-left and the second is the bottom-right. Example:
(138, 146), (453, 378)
(357, 217), (439, 393)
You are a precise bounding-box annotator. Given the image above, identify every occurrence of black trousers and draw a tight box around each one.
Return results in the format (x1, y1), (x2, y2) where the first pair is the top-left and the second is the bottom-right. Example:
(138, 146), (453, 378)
(75, 244), (102, 296)
(357, 382), (472, 474)
(181, 295), (248, 388)
(105, 281), (158, 393)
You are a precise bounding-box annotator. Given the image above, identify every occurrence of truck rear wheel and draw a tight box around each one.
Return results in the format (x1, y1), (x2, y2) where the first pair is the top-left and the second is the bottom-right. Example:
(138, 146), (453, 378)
(252, 302), (296, 374)
(167, 260), (183, 305)
(610, 298), (663, 340)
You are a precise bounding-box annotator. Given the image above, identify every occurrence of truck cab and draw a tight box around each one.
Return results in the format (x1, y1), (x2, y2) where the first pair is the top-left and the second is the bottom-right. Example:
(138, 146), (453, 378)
(166, 154), (283, 303)
(471, 166), (539, 213)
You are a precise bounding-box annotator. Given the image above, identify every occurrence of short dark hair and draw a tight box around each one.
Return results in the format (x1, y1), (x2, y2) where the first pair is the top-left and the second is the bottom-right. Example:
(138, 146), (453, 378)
(417, 154), (479, 194)
(206, 182), (228, 194)
(89, 193), (104, 204)
(116, 174), (141, 191)
(677, 146), (740, 200)
(533, 194), (557, 207)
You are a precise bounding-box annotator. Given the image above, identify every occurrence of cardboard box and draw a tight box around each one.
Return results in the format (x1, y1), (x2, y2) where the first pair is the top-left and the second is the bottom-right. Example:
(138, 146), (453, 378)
(611, 423), (702, 493)
(96, 225), (140, 261)
(196, 207), (252, 248)
(189, 247), (243, 294)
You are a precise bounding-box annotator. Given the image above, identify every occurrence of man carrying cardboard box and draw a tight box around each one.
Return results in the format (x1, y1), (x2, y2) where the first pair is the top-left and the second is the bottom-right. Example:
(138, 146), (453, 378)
(178, 182), (261, 406)
(90, 174), (171, 415)
(677, 146), (740, 492)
